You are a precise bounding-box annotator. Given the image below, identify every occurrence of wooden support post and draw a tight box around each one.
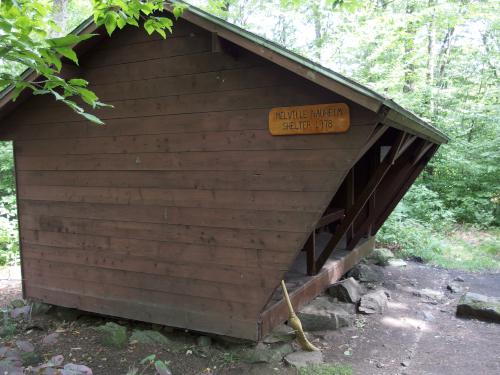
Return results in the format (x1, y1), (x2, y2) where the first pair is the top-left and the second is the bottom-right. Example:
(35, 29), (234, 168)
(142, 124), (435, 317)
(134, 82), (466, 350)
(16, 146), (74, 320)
(305, 232), (316, 276)
(345, 168), (355, 245)
(314, 131), (406, 272)
(316, 208), (345, 229)
(211, 32), (221, 52)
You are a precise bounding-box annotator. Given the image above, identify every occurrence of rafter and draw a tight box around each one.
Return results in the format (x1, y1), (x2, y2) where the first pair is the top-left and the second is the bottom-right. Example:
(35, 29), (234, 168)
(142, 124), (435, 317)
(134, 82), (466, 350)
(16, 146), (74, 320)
(314, 131), (406, 272)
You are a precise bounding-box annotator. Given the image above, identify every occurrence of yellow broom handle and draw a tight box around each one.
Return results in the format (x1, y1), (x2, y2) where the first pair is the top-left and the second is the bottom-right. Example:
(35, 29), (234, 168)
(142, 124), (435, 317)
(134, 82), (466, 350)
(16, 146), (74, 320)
(281, 280), (295, 315)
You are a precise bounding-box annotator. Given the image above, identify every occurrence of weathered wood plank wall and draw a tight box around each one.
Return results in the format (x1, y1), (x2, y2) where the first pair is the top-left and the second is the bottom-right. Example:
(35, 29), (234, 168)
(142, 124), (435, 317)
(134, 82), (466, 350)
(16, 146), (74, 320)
(2, 19), (379, 339)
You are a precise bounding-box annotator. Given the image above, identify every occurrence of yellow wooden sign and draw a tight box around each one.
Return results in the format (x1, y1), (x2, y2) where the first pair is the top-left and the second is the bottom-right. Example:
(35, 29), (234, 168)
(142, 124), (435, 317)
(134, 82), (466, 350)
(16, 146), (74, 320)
(268, 103), (350, 136)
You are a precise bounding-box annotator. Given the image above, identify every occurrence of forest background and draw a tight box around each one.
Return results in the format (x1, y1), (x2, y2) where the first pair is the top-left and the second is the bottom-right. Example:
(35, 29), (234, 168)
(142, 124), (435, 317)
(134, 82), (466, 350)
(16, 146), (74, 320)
(0, 0), (498, 270)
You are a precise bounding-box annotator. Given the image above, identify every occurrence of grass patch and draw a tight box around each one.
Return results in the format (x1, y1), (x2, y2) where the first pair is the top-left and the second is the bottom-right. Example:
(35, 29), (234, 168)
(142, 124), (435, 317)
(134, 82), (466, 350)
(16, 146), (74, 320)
(378, 217), (500, 272)
(299, 363), (353, 375)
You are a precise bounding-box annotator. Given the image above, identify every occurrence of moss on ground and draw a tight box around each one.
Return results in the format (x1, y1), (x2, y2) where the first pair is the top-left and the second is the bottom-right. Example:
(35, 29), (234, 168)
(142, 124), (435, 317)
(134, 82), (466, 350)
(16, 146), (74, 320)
(299, 363), (353, 375)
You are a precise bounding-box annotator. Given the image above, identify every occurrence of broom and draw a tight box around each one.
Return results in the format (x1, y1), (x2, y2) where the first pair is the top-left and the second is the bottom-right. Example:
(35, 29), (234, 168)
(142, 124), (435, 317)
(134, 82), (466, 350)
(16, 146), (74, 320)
(281, 280), (319, 351)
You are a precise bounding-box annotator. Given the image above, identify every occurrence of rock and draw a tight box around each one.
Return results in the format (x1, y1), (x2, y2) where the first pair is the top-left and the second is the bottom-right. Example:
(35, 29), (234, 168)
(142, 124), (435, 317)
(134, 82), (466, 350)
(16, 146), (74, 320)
(16, 340), (34, 352)
(51, 306), (81, 322)
(327, 277), (363, 303)
(10, 299), (26, 308)
(95, 322), (128, 348)
(413, 288), (444, 301)
(297, 296), (354, 331)
(20, 351), (42, 366)
(0, 322), (17, 337)
(10, 306), (31, 320)
(348, 264), (384, 283)
(241, 343), (293, 364)
(454, 276), (465, 282)
(358, 290), (388, 314)
(387, 259), (407, 267)
(42, 332), (59, 346)
(456, 292), (500, 323)
(263, 324), (296, 344)
(422, 311), (435, 321)
(196, 336), (212, 347)
(368, 248), (394, 266)
(30, 301), (52, 316)
(63, 363), (93, 375)
(129, 329), (170, 346)
(284, 351), (324, 368)
(447, 282), (465, 294)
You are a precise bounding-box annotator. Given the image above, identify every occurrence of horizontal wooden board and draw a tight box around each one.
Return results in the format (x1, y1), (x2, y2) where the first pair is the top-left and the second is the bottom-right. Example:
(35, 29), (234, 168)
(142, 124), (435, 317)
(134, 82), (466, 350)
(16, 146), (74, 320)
(16, 170), (343, 192)
(15, 126), (373, 156)
(20, 230), (291, 269)
(82, 34), (211, 68)
(24, 262), (262, 319)
(7, 109), (375, 142)
(23, 258), (267, 307)
(83, 51), (262, 85)
(27, 66), (289, 109)
(91, 19), (205, 50)
(25, 286), (258, 339)
(19, 200), (317, 232)
(9, 85), (347, 126)
(15, 149), (356, 171)
(21, 215), (306, 252)
(22, 248), (277, 293)
(17, 186), (331, 212)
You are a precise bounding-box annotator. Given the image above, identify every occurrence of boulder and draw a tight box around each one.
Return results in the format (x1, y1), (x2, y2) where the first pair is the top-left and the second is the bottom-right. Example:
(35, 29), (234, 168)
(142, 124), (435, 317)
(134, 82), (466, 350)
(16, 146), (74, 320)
(262, 324), (296, 344)
(387, 259), (407, 267)
(129, 329), (170, 346)
(240, 343), (294, 364)
(297, 296), (354, 331)
(327, 277), (363, 303)
(51, 306), (81, 322)
(10, 299), (26, 309)
(413, 288), (444, 301)
(95, 322), (128, 348)
(30, 301), (52, 316)
(447, 282), (465, 294)
(358, 290), (388, 314)
(368, 248), (394, 266)
(196, 336), (212, 347)
(348, 264), (384, 283)
(284, 351), (324, 368)
(456, 292), (500, 323)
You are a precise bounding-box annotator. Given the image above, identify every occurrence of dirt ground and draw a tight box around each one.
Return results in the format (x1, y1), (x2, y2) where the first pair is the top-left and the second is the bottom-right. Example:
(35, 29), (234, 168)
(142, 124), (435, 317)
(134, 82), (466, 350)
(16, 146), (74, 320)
(1, 262), (499, 375)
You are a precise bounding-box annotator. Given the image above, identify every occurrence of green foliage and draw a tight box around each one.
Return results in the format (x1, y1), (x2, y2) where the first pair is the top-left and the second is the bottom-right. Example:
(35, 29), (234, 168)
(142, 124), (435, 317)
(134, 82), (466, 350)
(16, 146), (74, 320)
(299, 363), (353, 375)
(0, 0), (186, 124)
(0, 142), (17, 266)
(95, 322), (128, 348)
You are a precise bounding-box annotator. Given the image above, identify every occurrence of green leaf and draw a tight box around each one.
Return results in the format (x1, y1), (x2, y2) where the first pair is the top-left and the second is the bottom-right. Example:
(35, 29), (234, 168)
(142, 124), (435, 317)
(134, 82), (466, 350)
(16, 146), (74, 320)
(47, 33), (96, 48)
(55, 47), (78, 65)
(68, 78), (88, 87)
(104, 13), (117, 36)
(75, 87), (98, 106)
(143, 19), (155, 35)
(140, 354), (156, 365)
(80, 112), (104, 125)
(116, 16), (126, 29)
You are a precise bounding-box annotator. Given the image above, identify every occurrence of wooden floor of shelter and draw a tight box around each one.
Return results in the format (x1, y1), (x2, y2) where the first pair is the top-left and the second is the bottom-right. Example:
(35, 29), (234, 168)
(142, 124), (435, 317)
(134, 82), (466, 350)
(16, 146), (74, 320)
(259, 234), (374, 338)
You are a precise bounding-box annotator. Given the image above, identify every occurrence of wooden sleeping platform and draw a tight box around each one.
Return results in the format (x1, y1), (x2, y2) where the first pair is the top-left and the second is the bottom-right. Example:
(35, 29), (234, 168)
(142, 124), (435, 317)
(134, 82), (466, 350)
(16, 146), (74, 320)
(259, 235), (375, 338)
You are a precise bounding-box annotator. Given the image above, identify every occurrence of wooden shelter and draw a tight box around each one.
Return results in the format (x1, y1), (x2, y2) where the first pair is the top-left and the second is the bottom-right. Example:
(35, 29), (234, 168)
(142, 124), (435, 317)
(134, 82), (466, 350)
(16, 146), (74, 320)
(0, 6), (447, 340)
